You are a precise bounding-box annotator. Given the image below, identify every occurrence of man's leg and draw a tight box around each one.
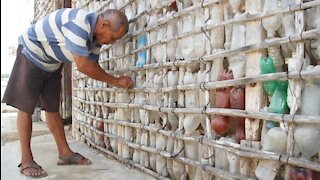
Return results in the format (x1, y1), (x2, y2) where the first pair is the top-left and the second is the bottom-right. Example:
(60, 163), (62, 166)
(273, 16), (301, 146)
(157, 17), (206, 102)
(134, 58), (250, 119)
(17, 110), (47, 177)
(17, 110), (33, 163)
(45, 112), (73, 157)
(45, 111), (91, 164)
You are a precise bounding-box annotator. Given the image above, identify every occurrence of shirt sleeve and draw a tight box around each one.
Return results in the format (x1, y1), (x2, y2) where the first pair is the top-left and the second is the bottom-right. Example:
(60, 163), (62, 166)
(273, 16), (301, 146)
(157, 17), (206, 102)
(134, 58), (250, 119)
(61, 19), (90, 57)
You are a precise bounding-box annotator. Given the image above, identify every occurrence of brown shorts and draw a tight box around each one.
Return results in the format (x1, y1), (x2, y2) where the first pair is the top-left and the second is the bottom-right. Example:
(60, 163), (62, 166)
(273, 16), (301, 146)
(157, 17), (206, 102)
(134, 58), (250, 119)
(2, 45), (63, 114)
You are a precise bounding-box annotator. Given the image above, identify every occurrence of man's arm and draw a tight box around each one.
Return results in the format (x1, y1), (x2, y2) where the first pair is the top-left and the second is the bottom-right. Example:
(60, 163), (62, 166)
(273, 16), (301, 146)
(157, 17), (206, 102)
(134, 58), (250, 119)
(72, 53), (133, 88)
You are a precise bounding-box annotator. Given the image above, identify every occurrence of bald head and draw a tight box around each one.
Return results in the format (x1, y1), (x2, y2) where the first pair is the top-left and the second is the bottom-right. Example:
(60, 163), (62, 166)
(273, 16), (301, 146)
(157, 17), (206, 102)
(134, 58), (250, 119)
(100, 9), (129, 33)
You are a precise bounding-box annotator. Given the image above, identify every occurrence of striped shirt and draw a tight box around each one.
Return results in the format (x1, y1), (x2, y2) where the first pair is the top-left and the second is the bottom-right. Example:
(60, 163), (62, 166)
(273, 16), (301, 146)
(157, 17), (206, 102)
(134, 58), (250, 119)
(18, 8), (101, 72)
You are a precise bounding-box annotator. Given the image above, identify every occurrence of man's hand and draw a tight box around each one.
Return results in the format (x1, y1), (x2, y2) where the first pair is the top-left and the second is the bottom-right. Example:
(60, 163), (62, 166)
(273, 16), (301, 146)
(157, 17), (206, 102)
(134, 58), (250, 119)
(114, 76), (133, 89)
(73, 54), (134, 88)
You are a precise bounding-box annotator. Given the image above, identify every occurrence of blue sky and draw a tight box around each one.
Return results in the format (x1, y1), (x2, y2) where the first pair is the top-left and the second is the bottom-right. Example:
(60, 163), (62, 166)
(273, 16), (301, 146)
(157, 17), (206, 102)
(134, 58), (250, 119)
(1, 0), (34, 74)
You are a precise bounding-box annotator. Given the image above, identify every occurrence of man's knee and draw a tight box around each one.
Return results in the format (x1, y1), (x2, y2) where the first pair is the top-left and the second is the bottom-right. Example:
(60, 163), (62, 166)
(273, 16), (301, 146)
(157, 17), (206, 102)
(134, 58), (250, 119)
(44, 111), (62, 121)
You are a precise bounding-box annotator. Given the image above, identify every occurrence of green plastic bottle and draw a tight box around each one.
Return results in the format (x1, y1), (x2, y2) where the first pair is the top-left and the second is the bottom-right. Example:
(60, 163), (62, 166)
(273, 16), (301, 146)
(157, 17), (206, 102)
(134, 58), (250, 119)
(260, 57), (278, 97)
(267, 80), (289, 128)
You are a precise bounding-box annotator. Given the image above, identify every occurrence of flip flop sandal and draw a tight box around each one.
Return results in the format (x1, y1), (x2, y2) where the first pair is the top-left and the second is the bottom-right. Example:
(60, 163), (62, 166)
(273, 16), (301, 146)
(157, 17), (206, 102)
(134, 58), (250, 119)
(18, 161), (47, 178)
(57, 152), (92, 165)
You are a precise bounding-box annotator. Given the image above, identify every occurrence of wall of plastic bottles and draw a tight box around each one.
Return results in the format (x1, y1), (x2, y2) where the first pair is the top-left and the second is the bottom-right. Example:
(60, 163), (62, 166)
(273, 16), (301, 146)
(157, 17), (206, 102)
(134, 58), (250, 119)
(72, 0), (320, 179)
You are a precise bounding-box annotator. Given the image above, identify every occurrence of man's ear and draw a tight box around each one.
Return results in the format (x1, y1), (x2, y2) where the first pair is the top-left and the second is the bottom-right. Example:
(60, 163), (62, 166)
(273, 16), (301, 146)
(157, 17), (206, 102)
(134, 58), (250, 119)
(103, 20), (110, 28)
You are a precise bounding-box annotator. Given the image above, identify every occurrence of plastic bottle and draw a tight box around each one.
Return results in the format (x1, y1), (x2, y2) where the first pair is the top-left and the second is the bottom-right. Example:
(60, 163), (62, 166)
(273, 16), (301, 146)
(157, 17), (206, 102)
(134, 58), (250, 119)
(260, 57), (278, 97)
(136, 34), (147, 67)
(267, 80), (289, 128)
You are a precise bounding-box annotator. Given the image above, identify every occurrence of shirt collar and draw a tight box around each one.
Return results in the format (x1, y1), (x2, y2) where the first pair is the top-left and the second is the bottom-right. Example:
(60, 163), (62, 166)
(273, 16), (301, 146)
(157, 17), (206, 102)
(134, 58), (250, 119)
(88, 13), (98, 42)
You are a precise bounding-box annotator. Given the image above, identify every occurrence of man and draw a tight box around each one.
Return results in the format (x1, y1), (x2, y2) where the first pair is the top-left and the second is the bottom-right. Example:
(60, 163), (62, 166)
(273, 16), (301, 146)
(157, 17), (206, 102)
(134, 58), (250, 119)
(2, 8), (133, 178)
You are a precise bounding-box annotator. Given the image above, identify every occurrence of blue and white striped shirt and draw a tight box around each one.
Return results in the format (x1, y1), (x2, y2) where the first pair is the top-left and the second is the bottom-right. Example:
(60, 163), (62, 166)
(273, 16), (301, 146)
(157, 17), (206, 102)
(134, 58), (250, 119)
(18, 8), (101, 72)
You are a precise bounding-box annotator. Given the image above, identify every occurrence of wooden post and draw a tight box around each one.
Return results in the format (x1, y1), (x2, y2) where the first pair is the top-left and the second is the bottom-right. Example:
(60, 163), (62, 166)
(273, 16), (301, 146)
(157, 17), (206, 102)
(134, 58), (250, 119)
(60, 64), (72, 123)
(243, 0), (265, 177)
(63, 0), (71, 8)
(71, 64), (76, 138)
(284, 0), (305, 179)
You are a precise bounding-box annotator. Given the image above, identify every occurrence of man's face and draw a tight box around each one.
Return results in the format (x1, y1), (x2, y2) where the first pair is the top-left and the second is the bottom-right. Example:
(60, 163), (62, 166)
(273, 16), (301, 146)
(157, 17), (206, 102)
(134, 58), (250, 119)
(98, 24), (127, 45)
